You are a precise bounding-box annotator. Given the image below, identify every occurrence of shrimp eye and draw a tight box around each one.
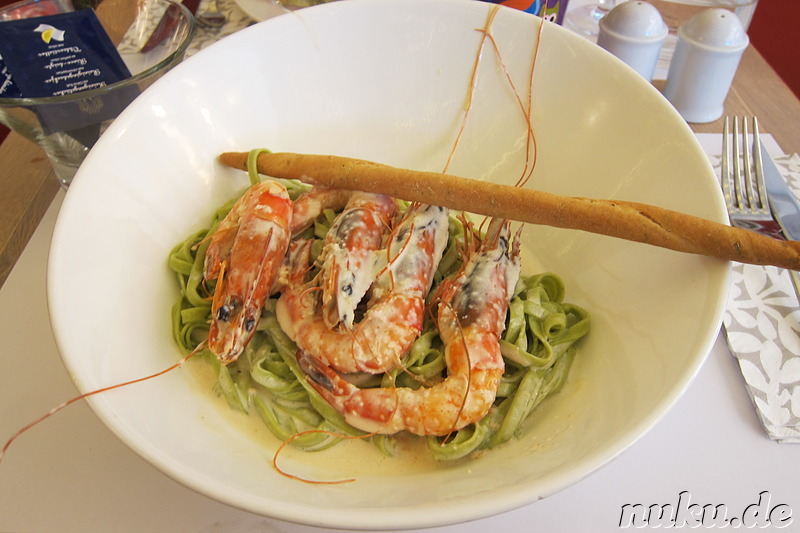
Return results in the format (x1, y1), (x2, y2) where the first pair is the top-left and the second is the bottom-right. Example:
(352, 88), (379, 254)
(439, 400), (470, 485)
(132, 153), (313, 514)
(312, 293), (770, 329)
(342, 283), (353, 296)
(217, 305), (231, 322)
(244, 317), (256, 332)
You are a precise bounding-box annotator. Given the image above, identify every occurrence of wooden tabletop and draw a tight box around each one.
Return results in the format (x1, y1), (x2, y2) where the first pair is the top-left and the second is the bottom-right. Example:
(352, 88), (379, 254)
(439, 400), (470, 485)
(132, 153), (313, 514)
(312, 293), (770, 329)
(1, 44), (799, 289)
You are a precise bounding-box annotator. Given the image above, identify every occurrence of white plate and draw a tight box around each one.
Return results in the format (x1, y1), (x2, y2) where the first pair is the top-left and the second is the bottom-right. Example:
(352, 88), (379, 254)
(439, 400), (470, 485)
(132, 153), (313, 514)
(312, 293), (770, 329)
(48, 0), (729, 529)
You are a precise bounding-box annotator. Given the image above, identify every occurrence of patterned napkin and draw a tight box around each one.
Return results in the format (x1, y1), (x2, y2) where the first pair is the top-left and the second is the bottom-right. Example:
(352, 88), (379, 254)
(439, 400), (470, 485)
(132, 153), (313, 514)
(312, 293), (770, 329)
(698, 134), (800, 443)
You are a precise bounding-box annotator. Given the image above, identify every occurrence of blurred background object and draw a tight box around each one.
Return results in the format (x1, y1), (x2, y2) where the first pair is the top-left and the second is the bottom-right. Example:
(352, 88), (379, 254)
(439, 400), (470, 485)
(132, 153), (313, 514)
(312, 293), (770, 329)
(0, 0), (797, 144)
(662, 8), (749, 123)
(597, 0), (668, 81)
(747, 0), (799, 98)
(0, 0), (195, 186)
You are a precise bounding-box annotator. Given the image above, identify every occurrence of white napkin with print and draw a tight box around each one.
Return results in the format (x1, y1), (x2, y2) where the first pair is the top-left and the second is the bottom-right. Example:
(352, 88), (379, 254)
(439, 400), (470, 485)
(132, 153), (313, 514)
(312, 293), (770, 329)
(697, 133), (800, 443)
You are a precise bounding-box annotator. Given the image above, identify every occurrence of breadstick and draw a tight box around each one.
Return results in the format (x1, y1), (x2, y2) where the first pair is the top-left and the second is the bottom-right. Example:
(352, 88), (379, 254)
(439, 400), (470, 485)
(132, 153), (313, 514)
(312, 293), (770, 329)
(218, 151), (800, 270)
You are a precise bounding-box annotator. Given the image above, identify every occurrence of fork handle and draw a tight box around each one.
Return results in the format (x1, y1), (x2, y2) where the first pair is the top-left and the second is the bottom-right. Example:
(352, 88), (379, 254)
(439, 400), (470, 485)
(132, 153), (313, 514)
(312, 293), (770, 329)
(221, 151), (800, 271)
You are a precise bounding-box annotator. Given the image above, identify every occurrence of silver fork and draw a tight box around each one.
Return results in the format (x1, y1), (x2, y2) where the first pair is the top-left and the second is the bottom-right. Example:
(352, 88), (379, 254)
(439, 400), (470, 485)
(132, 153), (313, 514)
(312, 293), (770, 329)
(721, 115), (800, 298)
(720, 116), (784, 238)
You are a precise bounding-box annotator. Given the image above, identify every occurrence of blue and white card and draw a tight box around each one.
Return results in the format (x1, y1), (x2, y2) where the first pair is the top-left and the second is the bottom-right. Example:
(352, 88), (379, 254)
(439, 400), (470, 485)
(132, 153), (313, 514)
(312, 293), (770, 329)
(0, 9), (138, 145)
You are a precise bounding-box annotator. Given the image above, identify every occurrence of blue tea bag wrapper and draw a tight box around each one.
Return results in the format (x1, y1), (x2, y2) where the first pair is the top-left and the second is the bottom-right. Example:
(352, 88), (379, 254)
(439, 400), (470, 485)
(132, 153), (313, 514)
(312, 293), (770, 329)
(0, 9), (139, 145)
(0, 55), (24, 98)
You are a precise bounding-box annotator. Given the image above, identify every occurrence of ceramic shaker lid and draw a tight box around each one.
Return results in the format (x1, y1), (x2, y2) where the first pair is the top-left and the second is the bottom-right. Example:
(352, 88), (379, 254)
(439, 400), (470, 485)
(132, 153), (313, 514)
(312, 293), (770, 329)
(599, 1), (668, 42)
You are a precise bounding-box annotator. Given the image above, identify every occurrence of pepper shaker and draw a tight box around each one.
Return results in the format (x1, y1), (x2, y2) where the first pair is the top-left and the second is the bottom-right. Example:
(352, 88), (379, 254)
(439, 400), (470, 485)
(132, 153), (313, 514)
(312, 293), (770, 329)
(597, 1), (667, 82)
(663, 8), (749, 123)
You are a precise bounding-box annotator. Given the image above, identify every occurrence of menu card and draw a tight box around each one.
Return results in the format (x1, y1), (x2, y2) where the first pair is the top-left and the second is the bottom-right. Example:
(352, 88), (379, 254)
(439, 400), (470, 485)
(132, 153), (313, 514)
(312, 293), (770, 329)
(0, 9), (137, 146)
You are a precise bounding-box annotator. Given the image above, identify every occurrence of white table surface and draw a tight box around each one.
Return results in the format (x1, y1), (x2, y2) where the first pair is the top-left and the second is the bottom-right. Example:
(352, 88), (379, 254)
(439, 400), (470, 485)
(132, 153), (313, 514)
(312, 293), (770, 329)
(2, 0), (798, 528)
(1, 182), (799, 532)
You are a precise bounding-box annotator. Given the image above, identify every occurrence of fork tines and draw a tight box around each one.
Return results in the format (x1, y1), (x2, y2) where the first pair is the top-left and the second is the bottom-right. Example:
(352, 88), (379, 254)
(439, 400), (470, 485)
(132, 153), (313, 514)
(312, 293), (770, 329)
(721, 116), (769, 218)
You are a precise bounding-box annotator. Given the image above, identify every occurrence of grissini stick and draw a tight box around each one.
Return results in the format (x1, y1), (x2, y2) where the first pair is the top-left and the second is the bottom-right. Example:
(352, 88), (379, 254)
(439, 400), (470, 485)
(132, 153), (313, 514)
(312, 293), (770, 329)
(218, 151), (800, 270)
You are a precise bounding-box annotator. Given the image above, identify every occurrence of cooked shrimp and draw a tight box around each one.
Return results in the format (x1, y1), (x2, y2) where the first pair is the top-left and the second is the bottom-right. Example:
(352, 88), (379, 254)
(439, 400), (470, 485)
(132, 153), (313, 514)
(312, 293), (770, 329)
(317, 192), (397, 329)
(276, 203), (450, 374)
(204, 180), (293, 364)
(297, 218), (521, 436)
(290, 186), (353, 236)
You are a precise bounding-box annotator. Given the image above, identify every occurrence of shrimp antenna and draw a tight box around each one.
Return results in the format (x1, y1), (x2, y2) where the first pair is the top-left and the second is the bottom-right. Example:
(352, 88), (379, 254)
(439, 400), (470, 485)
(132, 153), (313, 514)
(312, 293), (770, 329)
(0, 343), (205, 467)
(272, 429), (359, 485)
(376, 214), (417, 290)
(443, 6), (500, 174)
(446, 7), (544, 188)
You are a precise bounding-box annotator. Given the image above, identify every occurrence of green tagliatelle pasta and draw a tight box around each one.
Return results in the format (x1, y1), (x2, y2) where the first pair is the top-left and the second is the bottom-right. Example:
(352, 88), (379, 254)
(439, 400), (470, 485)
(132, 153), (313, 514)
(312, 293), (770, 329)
(168, 170), (590, 461)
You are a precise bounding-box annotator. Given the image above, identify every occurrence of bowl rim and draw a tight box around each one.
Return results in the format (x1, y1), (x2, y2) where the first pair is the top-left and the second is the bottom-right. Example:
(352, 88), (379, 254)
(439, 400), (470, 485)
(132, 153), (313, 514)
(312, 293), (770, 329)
(0, 0), (196, 107)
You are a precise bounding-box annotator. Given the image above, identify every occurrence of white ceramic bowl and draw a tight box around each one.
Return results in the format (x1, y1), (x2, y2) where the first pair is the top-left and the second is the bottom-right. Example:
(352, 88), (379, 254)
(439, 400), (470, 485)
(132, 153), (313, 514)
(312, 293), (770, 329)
(48, 0), (729, 529)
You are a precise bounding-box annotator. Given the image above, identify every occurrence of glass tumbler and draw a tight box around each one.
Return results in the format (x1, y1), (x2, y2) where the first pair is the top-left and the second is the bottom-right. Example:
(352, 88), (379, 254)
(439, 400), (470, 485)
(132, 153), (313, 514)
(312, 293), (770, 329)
(0, 0), (196, 188)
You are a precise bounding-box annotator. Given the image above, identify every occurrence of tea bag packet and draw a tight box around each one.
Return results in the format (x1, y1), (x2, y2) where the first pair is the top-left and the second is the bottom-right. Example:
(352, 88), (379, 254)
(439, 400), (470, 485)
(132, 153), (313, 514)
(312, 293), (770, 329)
(0, 9), (138, 147)
(0, 55), (24, 98)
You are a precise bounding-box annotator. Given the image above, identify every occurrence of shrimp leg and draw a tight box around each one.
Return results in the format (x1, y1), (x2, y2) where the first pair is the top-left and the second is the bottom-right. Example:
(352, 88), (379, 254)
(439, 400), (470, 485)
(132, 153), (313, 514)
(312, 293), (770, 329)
(289, 187), (353, 236)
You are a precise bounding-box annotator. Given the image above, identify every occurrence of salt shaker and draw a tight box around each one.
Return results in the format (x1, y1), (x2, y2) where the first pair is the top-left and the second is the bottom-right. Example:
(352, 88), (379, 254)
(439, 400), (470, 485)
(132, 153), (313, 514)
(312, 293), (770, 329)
(663, 8), (749, 123)
(597, 1), (667, 82)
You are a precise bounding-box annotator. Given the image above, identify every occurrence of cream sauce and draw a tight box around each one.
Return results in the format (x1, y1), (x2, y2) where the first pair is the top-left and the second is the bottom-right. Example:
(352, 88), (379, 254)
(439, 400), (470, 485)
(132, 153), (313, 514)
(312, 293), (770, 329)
(184, 357), (443, 478)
